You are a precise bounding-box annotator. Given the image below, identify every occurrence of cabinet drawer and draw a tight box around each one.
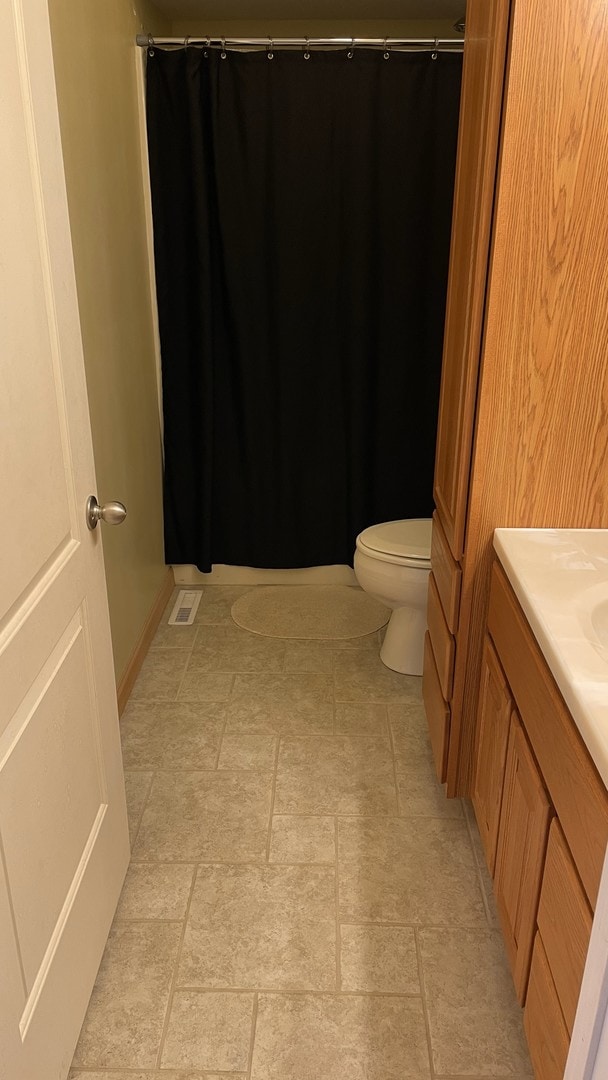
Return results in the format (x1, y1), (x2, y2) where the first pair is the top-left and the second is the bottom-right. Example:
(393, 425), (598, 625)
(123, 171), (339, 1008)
(537, 819), (592, 1036)
(422, 632), (449, 783)
(472, 635), (511, 876)
(488, 561), (608, 909)
(426, 573), (455, 700)
(495, 711), (552, 1003)
(431, 511), (462, 634)
(524, 933), (570, 1080)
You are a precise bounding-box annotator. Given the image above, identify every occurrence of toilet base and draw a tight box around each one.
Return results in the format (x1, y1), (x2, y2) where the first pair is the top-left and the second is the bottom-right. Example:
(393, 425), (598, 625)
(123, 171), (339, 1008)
(379, 604), (426, 676)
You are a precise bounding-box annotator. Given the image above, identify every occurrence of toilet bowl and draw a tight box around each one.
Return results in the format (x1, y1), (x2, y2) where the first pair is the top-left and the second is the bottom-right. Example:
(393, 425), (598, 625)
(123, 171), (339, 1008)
(354, 518), (432, 676)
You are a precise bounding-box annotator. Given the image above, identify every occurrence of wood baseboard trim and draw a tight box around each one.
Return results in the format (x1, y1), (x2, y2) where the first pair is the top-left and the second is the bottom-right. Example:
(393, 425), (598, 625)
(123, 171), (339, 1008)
(116, 568), (174, 715)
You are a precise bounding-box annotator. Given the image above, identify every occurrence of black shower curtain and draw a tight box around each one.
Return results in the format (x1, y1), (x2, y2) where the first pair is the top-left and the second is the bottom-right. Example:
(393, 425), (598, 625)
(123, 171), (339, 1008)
(146, 47), (462, 571)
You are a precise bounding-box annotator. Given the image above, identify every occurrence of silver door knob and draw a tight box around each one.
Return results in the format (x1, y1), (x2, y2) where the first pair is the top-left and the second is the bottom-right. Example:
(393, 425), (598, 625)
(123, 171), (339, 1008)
(86, 495), (127, 530)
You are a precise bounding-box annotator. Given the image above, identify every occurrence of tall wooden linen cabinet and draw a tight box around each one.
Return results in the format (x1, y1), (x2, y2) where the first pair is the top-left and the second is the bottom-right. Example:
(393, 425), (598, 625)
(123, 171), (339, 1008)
(423, 0), (608, 796)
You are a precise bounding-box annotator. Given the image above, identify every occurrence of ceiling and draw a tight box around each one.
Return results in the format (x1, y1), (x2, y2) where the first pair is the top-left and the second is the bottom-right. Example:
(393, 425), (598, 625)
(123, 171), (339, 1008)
(151, 0), (464, 20)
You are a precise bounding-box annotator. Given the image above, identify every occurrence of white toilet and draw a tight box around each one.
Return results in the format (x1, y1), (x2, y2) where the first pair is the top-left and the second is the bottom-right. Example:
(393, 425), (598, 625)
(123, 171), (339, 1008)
(354, 518), (432, 676)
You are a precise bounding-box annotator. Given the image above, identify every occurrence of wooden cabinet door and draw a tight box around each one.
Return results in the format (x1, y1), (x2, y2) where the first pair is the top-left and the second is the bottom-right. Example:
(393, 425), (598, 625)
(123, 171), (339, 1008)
(524, 933), (570, 1080)
(495, 712), (552, 1003)
(432, 0), (511, 558)
(472, 635), (512, 875)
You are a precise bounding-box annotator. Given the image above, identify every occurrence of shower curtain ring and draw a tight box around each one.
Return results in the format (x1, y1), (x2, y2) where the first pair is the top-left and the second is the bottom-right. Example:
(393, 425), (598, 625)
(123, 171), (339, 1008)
(347, 37), (355, 59)
(203, 36), (210, 57)
(147, 33), (155, 57)
(267, 38), (274, 59)
(383, 39), (390, 60)
(431, 37), (439, 60)
(184, 35), (190, 49)
(303, 37), (310, 60)
(220, 38), (227, 59)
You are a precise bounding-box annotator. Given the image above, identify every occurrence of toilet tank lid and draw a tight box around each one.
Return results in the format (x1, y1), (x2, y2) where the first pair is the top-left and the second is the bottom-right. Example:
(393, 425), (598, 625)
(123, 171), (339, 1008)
(357, 518), (432, 560)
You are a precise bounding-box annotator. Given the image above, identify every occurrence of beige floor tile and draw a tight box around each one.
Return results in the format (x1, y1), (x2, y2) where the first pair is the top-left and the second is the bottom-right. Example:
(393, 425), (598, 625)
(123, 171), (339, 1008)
(340, 924), (420, 993)
(269, 815), (336, 863)
(283, 641), (335, 672)
(190, 625), (286, 672)
(178, 865), (336, 990)
(335, 703), (389, 735)
(338, 817), (487, 926)
(124, 771), (153, 844)
(121, 701), (224, 770)
(161, 990), (255, 1071)
(132, 771), (272, 862)
(419, 928), (533, 1076)
(218, 733), (278, 771)
(115, 863), (196, 920)
(178, 671), (234, 701)
(389, 701), (435, 767)
(70, 1073), (223, 1080)
(463, 799), (500, 928)
(274, 736), (397, 815)
(334, 654), (421, 703)
(397, 758), (463, 819)
(225, 700), (334, 735)
(326, 631), (382, 650)
(250, 993), (431, 1079)
(150, 619), (200, 649)
(232, 673), (333, 707)
(71, 923), (180, 1069)
(195, 586), (256, 624)
(130, 649), (191, 701)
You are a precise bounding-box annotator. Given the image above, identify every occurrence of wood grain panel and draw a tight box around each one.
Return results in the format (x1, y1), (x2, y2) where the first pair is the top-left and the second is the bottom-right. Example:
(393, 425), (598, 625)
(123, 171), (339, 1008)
(426, 573), (455, 701)
(524, 934), (570, 1080)
(537, 819), (592, 1036)
(472, 634), (512, 876)
(488, 562), (608, 909)
(422, 632), (450, 783)
(430, 511), (461, 634)
(433, 0), (512, 559)
(447, 0), (608, 796)
(494, 711), (551, 1003)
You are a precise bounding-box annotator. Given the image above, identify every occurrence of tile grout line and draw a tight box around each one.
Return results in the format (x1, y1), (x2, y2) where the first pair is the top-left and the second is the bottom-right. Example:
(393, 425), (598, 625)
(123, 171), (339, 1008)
(246, 991), (259, 1079)
(154, 861), (200, 1069)
(171, 623), (201, 703)
(414, 927), (437, 1080)
(264, 737), (282, 863)
(128, 770), (156, 852)
(462, 801), (496, 929)
(386, 704), (402, 816)
(334, 816), (342, 992)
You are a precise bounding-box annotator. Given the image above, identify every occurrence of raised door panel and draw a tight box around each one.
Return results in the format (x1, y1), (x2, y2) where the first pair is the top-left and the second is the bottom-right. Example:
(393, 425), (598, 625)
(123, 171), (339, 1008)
(422, 633), (450, 783)
(430, 511), (462, 634)
(472, 634), (512, 876)
(495, 711), (552, 1003)
(432, 0), (512, 558)
(524, 933), (570, 1080)
(537, 819), (592, 1036)
(426, 572), (455, 701)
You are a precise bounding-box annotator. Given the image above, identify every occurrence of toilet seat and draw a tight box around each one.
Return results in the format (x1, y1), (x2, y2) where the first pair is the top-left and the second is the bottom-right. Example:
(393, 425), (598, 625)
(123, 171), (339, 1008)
(356, 518), (432, 569)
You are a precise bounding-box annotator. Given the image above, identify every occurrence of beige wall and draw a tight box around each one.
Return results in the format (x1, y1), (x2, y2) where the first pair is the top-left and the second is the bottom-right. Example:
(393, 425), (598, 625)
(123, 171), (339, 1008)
(170, 17), (459, 37)
(48, 0), (171, 684)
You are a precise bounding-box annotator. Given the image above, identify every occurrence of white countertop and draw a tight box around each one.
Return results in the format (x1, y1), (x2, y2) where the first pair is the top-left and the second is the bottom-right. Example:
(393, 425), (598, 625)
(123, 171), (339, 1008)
(493, 529), (608, 789)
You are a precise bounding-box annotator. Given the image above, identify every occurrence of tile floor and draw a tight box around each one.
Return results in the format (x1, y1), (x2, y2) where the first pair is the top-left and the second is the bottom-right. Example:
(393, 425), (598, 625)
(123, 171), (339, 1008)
(70, 585), (533, 1080)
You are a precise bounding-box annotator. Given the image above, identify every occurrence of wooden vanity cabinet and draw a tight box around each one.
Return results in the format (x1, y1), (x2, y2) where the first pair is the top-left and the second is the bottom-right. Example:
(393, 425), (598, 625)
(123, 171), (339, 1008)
(425, 0), (608, 798)
(473, 558), (608, 1072)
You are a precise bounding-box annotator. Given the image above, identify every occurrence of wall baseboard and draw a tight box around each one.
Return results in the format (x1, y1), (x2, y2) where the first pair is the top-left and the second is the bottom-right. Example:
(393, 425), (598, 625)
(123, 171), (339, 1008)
(172, 563), (358, 586)
(116, 568), (174, 715)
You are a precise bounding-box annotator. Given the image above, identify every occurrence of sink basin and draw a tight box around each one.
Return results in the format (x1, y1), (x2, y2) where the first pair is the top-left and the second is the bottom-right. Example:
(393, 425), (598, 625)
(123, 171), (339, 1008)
(592, 598), (608, 651)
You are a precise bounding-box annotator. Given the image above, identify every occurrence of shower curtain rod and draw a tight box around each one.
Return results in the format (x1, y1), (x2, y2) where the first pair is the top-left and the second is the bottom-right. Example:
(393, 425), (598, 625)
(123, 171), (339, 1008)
(136, 34), (464, 52)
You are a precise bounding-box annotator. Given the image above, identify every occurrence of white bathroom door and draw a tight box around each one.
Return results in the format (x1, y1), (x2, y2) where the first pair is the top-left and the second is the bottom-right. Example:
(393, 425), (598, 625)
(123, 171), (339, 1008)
(0, 1), (130, 1077)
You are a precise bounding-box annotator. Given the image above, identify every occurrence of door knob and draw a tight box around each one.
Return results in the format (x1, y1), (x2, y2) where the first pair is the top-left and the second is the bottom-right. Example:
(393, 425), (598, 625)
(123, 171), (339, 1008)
(86, 495), (127, 530)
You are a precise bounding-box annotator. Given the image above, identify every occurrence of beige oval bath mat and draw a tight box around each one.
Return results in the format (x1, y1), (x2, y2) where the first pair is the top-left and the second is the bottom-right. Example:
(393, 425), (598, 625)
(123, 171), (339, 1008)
(231, 585), (389, 640)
